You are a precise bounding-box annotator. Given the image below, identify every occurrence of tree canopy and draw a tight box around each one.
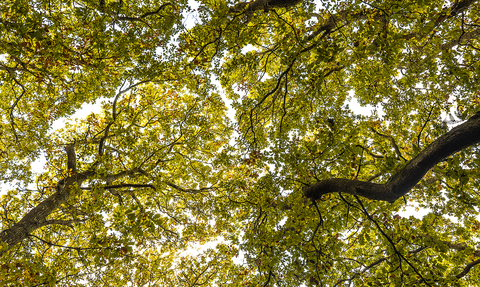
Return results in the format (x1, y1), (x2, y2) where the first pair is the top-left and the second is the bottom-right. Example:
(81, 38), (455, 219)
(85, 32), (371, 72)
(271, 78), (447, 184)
(1, 0), (480, 285)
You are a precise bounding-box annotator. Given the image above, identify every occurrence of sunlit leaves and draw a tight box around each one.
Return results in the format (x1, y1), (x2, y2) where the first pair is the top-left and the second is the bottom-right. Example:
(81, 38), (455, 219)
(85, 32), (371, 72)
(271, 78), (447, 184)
(1, 0), (480, 285)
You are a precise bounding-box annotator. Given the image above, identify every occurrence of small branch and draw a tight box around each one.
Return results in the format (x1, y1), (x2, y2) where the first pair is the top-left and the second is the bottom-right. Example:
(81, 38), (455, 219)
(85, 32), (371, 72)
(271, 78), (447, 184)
(130, 193), (145, 213)
(439, 28), (480, 51)
(9, 77), (26, 141)
(312, 199), (324, 227)
(165, 182), (214, 194)
(140, 3), (174, 18)
(355, 196), (431, 286)
(370, 127), (406, 161)
(262, 270), (273, 287)
(117, 79), (151, 99)
(402, 0), (478, 44)
(38, 219), (85, 229)
(116, 4), (173, 22)
(367, 172), (383, 182)
(306, 10), (371, 41)
(243, 58), (296, 143)
(104, 184), (155, 190)
(417, 106), (435, 147)
(361, 257), (387, 273)
(410, 246), (428, 254)
(29, 234), (101, 251)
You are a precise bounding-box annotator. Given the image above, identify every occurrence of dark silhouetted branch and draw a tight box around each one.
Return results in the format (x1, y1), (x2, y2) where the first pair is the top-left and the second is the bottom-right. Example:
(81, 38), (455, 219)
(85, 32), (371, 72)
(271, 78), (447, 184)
(304, 112), (480, 203)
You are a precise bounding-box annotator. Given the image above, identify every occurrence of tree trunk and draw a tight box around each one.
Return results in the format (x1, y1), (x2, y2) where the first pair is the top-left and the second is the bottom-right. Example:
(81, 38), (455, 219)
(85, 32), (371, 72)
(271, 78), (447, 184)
(0, 177), (77, 251)
(0, 145), (88, 255)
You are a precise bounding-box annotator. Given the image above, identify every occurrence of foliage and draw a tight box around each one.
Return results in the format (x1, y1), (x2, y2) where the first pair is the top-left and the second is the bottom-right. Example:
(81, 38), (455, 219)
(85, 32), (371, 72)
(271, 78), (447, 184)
(1, 0), (480, 285)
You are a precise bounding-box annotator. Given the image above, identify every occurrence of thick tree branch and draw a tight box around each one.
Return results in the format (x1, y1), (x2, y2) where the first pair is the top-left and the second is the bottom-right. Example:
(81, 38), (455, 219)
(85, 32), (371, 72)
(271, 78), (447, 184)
(456, 258), (480, 278)
(0, 145), (92, 255)
(229, 0), (302, 14)
(81, 184), (156, 190)
(451, 0), (478, 16)
(0, 176), (86, 254)
(65, 143), (76, 172)
(304, 112), (480, 203)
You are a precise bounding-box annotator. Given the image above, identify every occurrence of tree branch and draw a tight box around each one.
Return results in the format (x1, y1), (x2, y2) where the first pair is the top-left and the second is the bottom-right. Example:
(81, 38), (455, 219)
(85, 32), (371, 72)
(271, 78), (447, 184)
(456, 258), (480, 278)
(0, 145), (92, 254)
(65, 143), (77, 172)
(37, 219), (85, 229)
(451, 0), (479, 16)
(100, 168), (145, 182)
(370, 127), (406, 161)
(304, 111), (480, 203)
(0, 177), (85, 254)
(81, 184), (156, 190)
(439, 28), (480, 51)
(229, 0), (302, 14)
(165, 182), (214, 194)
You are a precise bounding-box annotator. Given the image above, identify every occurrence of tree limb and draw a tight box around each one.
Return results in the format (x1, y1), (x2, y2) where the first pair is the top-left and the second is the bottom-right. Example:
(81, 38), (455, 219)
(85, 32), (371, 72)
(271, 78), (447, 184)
(0, 145), (92, 254)
(451, 0), (479, 16)
(65, 143), (76, 172)
(229, 0), (302, 14)
(81, 184), (156, 190)
(440, 28), (480, 51)
(0, 177), (86, 254)
(304, 111), (480, 203)
(456, 258), (480, 278)
(165, 182), (214, 194)
(100, 168), (145, 182)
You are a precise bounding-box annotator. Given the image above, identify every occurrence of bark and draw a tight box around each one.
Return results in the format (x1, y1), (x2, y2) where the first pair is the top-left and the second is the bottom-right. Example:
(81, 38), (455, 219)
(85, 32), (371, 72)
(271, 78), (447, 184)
(0, 146), (91, 255)
(304, 111), (480, 203)
(439, 28), (480, 51)
(451, 0), (479, 16)
(0, 145), (153, 254)
(229, 0), (302, 14)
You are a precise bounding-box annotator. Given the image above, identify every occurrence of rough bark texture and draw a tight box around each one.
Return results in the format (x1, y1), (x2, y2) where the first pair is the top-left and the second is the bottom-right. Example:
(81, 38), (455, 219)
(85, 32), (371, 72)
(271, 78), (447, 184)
(304, 111), (480, 203)
(0, 146), (91, 255)
(0, 145), (149, 254)
(0, 177), (77, 251)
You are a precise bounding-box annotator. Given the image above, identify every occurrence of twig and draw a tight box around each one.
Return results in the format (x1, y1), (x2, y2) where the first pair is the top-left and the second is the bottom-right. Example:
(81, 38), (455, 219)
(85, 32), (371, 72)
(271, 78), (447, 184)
(417, 106), (434, 147)
(370, 127), (406, 161)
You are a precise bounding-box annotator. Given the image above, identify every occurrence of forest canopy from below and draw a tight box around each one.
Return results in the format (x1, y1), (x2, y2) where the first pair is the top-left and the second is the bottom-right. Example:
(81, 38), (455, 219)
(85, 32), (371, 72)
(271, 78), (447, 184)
(1, 0), (480, 285)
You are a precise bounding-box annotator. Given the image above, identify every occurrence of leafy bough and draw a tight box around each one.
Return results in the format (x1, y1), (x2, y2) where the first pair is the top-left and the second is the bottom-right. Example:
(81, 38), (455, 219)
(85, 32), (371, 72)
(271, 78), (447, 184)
(303, 111), (480, 203)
